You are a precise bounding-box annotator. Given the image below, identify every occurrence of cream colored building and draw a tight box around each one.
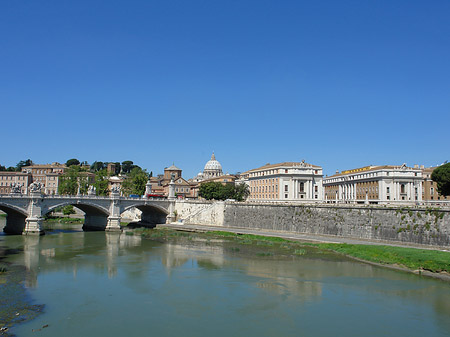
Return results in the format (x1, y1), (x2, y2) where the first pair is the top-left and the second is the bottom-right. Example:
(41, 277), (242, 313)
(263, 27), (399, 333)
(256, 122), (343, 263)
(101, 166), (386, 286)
(324, 164), (422, 204)
(246, 160), (323, 202)
(21, 163), (67, 195)
(0, 172), (32, 194)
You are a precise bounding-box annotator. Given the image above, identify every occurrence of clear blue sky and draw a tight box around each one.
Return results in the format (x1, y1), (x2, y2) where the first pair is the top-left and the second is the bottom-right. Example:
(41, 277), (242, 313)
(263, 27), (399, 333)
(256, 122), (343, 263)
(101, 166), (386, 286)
(1, 0), (449, 177)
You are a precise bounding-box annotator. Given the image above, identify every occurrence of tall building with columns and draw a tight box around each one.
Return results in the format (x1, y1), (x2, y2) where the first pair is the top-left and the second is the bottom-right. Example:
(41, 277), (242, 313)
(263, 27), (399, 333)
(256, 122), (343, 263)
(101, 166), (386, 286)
(323, 164), (423, 204)
(246, 160), (323, 202)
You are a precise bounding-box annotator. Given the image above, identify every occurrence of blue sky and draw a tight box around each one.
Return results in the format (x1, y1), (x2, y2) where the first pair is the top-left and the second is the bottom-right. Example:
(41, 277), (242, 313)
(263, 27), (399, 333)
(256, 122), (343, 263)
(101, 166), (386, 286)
(1, 0), (449, 177)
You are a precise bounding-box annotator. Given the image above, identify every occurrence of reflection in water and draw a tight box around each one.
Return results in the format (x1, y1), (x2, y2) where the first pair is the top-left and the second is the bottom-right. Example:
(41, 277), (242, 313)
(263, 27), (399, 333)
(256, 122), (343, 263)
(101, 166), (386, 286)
(1, 225), (450, 337)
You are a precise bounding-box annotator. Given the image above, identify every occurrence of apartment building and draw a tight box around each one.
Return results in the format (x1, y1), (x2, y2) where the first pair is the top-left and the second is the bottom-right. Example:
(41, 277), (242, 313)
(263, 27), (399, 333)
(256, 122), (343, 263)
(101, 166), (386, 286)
(246, 160), (323, 202)
(324, 164), (422, 204)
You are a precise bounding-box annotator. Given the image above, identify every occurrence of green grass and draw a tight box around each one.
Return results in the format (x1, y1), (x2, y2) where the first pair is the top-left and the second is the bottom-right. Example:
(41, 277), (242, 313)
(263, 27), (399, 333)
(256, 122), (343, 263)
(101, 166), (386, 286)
(0, 213), (7, 217)
(303, 243), (450, 273)
(44, 217), (83, 224)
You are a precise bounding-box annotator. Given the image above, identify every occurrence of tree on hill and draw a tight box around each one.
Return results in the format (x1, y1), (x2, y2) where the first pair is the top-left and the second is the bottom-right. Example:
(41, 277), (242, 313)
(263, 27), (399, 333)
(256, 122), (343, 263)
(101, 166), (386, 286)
(121, 161), (135, 173)
(91, 161), (105, 172)
(66, 158), (80, 167)
(431, 163), (450, 196)
(16, 159), (33, 171)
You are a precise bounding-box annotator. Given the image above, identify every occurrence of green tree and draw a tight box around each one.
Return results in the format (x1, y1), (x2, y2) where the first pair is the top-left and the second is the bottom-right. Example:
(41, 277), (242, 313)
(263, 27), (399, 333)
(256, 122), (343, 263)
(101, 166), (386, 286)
(121, 161), (134, 173)
(122, 167), (148, 196)
(431, 163), (450, 196)
(199, 182), (250, 201)
(58, 166), (81, 195)
(91, 161), (105, 172)
(234, 183), (250, 201)
(0, 165), (6, 171)
(66, 158), (80, 167)
(16, 159), (33, 171)
(94, 169), (110, 196)
(62, 205), (76, 217)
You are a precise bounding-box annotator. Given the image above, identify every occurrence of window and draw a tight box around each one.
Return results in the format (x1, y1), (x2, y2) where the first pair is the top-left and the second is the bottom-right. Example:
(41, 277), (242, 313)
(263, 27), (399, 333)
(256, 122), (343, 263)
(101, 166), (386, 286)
(386, 187), (390, 193)
(401, 184), (406, 194)
(285, 169), (288, 173)
(300, 182), (304, 192)
(285, 194), (288, 198)
(285, 185), (288, 192)
(314, 186), (318, 192)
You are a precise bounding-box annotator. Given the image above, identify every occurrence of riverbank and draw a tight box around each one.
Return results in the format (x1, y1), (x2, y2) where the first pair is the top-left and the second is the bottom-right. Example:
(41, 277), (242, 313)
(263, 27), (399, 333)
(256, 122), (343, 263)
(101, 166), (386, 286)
(44, 217), (84, 224)
(150, 224), (450, 281)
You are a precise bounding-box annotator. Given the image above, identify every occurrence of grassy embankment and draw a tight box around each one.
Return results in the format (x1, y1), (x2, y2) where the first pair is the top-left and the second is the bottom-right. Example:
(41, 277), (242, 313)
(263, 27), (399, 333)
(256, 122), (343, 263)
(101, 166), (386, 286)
(43, 217), (84, 224)
(145, 229), (450, 274)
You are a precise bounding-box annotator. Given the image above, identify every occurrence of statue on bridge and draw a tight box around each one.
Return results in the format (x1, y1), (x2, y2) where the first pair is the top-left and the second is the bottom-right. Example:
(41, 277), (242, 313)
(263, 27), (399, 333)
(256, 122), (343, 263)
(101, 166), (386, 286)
(88, 185), (97, 196)
(111, 185), (121, 194)
(10, 183), (23, 194)
(29, 182), (43, 193)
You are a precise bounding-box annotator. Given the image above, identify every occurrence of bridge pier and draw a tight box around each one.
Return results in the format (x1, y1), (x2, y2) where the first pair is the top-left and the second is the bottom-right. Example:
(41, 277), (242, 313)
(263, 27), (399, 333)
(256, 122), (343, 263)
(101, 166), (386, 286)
(106, 216), (121, 232)
(23, 217), (44, 236)
(106, 191), (122, 232)
(24, 192), (44, 235)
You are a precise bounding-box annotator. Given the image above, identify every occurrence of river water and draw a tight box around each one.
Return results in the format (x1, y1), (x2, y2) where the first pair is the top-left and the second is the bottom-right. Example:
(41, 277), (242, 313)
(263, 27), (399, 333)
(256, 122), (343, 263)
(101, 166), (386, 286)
(1, 218), (450, 337)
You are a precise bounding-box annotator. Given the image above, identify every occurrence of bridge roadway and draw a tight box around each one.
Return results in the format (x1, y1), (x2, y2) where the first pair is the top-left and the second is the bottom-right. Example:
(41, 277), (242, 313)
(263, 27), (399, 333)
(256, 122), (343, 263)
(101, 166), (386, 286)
(0, 192), (174, 235)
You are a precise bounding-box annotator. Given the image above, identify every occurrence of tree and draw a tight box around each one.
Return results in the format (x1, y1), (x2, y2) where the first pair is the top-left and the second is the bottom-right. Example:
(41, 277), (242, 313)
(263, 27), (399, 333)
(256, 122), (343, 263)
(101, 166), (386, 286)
(234, 183), (250, 201)
(121, 161), (134, 173)
(58, 166), (81, 195)
(114, 162), (121, 175)
(16, 159), (33, 171)
(431, 163), (450, 196)
(66, 158), (80, 167)
(62, 205), (76, 217)
(93, 169), (110, 196)
(91, 161), (105, 172)
(121, 167), (148, 196)
(199, 182), (250, 201)
(0, 165), (6, 171)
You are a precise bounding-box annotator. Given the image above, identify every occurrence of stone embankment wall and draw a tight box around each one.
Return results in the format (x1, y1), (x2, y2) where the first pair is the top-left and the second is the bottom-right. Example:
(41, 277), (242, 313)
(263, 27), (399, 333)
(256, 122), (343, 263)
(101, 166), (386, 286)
(175, 200), (224, 227)
(179, 201), (450, 247)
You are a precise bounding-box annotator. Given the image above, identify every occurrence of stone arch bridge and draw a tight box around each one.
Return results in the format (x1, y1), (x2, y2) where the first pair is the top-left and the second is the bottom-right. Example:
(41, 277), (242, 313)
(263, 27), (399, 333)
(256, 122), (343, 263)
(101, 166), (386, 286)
(0, 192), (174, 235)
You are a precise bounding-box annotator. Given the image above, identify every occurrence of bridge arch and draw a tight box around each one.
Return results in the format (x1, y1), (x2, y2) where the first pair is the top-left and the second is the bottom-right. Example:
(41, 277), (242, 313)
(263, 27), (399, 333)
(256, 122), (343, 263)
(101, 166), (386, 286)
(0, 202), (28, 234)
(121, 204), (168, 228)
(44, 201), (110, 231)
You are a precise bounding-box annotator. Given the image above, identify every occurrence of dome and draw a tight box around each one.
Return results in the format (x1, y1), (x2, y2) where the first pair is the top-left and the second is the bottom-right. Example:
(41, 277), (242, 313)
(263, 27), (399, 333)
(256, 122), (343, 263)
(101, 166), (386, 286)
(204, 153), (222, 171)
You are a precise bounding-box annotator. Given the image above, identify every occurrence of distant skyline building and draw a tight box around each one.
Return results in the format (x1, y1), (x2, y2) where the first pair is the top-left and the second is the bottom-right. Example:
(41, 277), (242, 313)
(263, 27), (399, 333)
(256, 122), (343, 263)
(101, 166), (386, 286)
(191, 152), (224, 182)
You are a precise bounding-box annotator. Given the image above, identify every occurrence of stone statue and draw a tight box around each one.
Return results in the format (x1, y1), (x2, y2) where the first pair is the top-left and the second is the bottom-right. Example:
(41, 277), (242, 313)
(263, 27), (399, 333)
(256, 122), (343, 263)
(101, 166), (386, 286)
(29, 182), (43, 193)
(88, 185), (97, 196)
(111, 185), (121, 194)
(10, 183), (22, 194)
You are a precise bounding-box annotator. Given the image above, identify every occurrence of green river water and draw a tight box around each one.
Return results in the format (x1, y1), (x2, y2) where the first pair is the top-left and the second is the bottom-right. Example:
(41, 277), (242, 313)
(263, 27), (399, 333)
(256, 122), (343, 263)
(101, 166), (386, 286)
(1, 218), (450, 337)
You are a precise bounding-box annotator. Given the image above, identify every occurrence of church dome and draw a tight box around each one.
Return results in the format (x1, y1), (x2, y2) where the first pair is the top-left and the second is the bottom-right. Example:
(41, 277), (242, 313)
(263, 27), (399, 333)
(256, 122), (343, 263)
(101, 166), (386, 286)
(204, 153), (222, 171)
(203, 153), (223, 178)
